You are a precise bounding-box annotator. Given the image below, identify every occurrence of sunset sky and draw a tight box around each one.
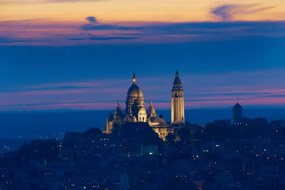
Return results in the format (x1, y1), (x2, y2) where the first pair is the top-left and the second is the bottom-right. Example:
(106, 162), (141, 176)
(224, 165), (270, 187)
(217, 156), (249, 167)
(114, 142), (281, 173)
(0, 0), (285, 111)
(1, 0), (284, 22)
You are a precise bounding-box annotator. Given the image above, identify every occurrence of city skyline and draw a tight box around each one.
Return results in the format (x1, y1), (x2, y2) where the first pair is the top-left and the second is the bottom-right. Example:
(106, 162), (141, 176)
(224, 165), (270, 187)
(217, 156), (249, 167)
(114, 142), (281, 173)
(1, 2), (285, 189)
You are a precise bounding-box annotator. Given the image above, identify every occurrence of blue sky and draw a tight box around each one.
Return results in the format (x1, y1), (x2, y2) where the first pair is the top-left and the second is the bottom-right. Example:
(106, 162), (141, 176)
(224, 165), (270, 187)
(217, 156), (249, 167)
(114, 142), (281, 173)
(0, 0), (285, 111)
(0, 34), (285, 110)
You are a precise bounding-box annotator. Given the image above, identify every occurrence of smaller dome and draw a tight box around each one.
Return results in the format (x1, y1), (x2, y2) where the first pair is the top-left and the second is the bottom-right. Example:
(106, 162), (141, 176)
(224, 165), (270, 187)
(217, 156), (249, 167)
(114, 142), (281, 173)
(138, 107), (147, 115)
(138, 107), (147, 122)
(147, 100), (156, 117)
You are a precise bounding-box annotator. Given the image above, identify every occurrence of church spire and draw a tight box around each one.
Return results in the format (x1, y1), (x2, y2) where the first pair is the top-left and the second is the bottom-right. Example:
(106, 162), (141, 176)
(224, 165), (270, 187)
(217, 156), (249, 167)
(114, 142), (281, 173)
(150, 100), (153, 106)
(132, 73), (136, 84)
(173, 70), (182, 86)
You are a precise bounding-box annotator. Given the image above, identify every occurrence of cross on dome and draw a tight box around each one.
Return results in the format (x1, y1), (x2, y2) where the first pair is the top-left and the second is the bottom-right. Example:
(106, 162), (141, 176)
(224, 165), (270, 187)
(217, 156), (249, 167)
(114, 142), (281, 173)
(132, 73), (136, 84)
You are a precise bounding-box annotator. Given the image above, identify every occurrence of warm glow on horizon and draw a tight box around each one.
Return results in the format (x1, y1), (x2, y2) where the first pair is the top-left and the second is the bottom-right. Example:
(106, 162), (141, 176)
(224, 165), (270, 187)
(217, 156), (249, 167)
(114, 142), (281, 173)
(0, 0), (284, 22)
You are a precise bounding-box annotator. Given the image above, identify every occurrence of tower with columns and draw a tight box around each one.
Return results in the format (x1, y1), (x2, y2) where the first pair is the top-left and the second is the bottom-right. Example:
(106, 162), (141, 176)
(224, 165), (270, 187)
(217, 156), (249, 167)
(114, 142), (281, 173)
(171, 71), (185, 125)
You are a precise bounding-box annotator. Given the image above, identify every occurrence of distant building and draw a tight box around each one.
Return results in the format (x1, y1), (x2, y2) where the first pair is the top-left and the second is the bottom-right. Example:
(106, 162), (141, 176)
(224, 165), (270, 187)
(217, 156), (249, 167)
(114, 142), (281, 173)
(233, 100), (243, 125)
(104, 72), (185, 140)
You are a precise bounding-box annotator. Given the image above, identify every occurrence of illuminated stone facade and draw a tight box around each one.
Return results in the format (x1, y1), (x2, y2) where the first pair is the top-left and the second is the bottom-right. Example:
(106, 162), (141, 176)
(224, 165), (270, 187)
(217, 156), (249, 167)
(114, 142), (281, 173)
(171, 71), (185, 125)
(104, 72), (184, 140)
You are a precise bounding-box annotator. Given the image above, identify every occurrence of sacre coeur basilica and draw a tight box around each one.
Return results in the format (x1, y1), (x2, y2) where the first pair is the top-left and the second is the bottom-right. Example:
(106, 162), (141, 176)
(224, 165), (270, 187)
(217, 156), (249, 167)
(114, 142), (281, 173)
(104, 71), (185, 141)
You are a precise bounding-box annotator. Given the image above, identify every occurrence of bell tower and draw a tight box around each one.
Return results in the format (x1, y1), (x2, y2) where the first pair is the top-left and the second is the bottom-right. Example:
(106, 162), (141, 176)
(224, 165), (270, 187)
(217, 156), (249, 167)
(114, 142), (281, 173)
(171, 71), (185, 125)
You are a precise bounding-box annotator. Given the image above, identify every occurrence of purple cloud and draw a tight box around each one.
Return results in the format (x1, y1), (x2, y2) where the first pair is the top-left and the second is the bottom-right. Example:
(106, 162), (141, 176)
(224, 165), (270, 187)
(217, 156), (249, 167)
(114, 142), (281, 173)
(86, 16), (97, 23)
(1, 18), (285, 45)
(212, 4), (274, 21)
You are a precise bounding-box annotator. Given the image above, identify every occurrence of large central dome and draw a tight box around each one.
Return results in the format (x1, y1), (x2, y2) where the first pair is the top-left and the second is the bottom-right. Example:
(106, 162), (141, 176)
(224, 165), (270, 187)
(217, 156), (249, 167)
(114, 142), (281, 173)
(125, 73), (145, 117)
(127, 73), (144, 97)
(127, 83), (143, 97)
